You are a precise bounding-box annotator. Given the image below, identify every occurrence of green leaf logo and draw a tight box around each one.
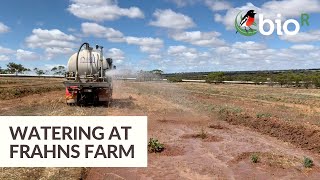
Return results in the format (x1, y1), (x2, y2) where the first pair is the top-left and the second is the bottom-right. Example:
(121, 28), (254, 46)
(235, 11), (258, 36)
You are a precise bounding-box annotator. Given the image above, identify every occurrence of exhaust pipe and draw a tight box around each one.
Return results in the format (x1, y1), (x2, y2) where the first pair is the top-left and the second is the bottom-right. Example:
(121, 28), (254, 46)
(96, 44), (104, 82)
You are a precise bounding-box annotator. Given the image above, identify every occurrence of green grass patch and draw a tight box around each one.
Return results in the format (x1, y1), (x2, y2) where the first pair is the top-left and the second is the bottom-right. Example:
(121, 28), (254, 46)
(218, 105), (243, 115)
(256, 113), (272, 118)
(148, 138), (165, 153)
(303, 157), (314, 168)
(251, 154), (260, 163)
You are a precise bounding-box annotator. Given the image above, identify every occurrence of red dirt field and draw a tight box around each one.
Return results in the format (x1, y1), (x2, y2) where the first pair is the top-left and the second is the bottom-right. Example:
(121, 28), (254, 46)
(0, 80), (320, 179)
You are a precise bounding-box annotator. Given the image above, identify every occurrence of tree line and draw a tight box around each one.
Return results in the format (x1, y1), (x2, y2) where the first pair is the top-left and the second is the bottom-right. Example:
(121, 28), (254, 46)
(0, 62), (66, 76)
(168, 71), (320, 89)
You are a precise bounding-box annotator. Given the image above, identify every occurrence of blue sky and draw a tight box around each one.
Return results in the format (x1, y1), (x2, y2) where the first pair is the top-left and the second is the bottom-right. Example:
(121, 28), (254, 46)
(0, 0), (320, 73)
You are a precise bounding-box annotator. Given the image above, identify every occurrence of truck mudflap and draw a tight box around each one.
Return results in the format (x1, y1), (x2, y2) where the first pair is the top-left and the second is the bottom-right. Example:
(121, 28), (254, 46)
(65, 86), (78, 104)
(97, 88), (113, 102)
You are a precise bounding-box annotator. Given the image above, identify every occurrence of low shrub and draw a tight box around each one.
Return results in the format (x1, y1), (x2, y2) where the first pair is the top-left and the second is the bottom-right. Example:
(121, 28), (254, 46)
(256, 113), (272, 118)
(303, 157), (314, 168)
(251, 154), (259, 163)
(198, 128), (207, 139)
(148, 138), (164, 153)
(167, 76), (183, 83)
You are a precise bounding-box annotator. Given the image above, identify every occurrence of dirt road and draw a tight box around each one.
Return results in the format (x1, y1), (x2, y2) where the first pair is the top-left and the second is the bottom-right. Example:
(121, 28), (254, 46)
(0, 81), (319, 179)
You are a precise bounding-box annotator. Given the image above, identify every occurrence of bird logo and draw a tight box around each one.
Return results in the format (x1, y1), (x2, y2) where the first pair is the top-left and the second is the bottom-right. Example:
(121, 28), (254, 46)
(235, 10), (258, 36)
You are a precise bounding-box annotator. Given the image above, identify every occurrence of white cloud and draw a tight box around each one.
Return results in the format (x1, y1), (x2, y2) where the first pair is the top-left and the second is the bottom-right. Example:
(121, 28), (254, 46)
(81, 22), (124, 42)
(290, 44), (316, 51)
(35, 21), (44, 27)
(0, 46), (39, 62)
(214, 46), (232, 54)
(169, 0), (232, 10)
(25, 28), (77, 59)
(220, 42), (278, 61)
(232, 41), (267, 50)
(246, 49), (276, 57)
(45, 48), (74, 59)
(0, 55), (10, 61)
(168, 45), (210, 60)
(168, 45), (196, 55)
(67, 28), (76, 32)
(26, 28), (76, 48)
(169, 0), (199, 7)
(68, 0), (144, 21)
(149, 54), (162, 60)
(280, 30), (320, 43)
(210, 41), (320, 70)
(126, 36), (163, 53)
(170, 31), (225, 47)
(204, 0), (232, 11)
(148, 45), (320, 72)
(262, 0), (320, 17)
(0, 46), (15, 54)
(214, 14), (223, 22)
(0, 22), (9, 33)
(150, 9), (195, 29)
(16, 49), (39, 61)
(153, 45), (214, 72)
(81, 23), (163, 53)
(106, 48), (125, 64)
(155, 40), (320, 72)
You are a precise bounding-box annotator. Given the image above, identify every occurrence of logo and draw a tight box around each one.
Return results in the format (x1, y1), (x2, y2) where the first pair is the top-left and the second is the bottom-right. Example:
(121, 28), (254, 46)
(235, 10), (310, 36)
(235, 10), (258, 36)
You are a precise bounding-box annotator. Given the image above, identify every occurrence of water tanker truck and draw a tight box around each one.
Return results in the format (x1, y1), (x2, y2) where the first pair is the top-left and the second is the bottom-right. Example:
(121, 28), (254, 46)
(63, 42), (114, 106)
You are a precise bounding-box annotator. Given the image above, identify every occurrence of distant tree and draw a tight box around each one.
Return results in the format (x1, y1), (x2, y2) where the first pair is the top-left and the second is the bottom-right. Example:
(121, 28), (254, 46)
(206, 72), (225, 83)
(34, 68), (46, 76)
(167, 76), (183, 82)
(303, 75), (312, 89)
(275, 74), (287, 87)
(150, 69), (163, 75)
(292, 73), (302, 87)
(312, 75), (320, 88)
(51, 66), (66, 75)
(6, 62), (30, 74)
(253, 76), (266, 85)
(286, 72), (297, 87)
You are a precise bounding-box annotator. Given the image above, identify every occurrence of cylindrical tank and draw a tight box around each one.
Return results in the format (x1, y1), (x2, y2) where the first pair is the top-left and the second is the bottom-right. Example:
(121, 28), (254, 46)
(67, 50), (109, 76)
